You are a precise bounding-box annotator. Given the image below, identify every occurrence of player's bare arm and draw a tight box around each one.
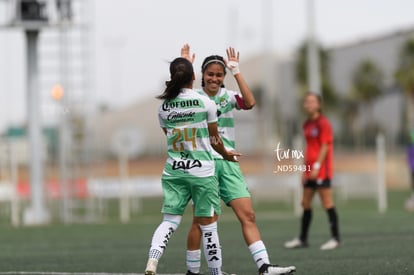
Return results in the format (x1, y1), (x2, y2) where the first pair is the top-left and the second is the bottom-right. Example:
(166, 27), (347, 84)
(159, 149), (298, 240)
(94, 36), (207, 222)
(208, 122), (241, 162)
(226, 47), (255, 109)
(310, 143), (329, 179)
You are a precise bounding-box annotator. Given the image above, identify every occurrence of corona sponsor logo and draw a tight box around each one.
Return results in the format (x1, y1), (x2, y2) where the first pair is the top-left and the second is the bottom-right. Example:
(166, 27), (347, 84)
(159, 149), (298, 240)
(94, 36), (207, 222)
(162, 99), (200, 111)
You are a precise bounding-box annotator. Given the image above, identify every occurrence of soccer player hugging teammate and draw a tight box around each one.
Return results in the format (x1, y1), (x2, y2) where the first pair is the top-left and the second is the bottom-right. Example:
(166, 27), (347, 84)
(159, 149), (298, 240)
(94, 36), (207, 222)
(144, 56), (240, 275)
(284, 92), (341, 250)
(181, 44), (296, 275)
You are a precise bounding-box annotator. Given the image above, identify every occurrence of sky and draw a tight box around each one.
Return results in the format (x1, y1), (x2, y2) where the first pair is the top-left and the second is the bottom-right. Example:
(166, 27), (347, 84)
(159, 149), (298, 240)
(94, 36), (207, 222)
(1, 0), (414, 133)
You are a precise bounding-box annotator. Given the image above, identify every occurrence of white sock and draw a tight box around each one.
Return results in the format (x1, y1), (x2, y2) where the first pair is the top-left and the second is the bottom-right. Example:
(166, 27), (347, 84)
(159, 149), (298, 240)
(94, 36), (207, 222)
(186, 249), (201, 274)
(200, 222), (222, 275)
(148, 214), (182, 261)
(248, 240), (270, 268)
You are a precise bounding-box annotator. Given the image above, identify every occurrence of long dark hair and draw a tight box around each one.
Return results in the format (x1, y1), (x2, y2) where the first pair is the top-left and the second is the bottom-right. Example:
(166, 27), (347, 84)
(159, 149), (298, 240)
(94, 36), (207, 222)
(157, 57), (194, 100)
(201, 55), (226, 88)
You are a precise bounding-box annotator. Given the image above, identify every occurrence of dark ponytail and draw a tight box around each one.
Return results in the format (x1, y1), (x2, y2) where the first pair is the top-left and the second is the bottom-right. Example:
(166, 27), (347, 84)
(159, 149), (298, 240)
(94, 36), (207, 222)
(157, 57), (194, 100)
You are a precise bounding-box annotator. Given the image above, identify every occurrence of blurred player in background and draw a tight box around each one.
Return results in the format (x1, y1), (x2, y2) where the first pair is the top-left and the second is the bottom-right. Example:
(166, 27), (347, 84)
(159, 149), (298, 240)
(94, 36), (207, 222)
(405, 130), (414, 211)
(145, 56), (240, 275)
(284, 92), (341, 250)
(182, 44), (296, 275)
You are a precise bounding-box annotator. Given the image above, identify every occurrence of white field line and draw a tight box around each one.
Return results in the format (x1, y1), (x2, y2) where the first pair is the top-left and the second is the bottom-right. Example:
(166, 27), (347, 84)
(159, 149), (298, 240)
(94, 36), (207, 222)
(0, 273), (184, 275)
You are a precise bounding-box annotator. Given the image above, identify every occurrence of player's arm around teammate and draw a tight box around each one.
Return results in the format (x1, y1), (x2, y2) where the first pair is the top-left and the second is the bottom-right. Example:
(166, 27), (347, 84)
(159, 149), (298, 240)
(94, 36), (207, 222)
(145, 55), (240, 275)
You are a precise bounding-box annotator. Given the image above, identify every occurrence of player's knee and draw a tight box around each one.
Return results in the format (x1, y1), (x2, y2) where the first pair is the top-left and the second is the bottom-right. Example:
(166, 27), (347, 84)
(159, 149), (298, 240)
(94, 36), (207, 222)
(320, 196), (334, 209)
(241, 209), (256, 224)
(190, 220), (200, 231)
(322, 202), (334, 209)
(191, 216), (199, 225)
(163, 214), (182, 230)
(301, 199), (311, 209)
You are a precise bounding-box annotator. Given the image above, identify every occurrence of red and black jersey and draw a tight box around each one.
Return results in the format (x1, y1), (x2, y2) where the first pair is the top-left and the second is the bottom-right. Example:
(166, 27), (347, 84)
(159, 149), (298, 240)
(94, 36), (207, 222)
(303, 114), (333, 180)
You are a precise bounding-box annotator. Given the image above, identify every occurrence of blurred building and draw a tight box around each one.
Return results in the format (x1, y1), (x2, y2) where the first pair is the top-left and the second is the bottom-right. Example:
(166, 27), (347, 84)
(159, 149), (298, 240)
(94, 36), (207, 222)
(327, 26), (414, 146)
(89, 98), (165, 158)
(0, 126), (50, 168)
(241, 26), (414, 148)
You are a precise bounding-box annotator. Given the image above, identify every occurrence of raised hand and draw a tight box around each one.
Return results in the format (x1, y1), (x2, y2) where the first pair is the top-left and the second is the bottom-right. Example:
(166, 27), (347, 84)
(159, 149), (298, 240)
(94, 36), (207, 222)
(226, 47), (240, 75)
(181, 43), (195, 63)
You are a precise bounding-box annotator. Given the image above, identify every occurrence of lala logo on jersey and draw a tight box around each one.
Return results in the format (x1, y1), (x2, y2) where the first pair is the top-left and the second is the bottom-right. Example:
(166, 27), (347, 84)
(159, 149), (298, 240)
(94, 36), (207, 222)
(172, 152), (202, 170)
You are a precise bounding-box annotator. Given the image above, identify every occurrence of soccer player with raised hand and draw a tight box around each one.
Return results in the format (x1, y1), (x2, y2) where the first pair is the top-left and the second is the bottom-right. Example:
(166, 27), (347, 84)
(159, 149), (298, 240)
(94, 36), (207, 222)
(181, 44), (296, 275)
(144, 54), (240, 275)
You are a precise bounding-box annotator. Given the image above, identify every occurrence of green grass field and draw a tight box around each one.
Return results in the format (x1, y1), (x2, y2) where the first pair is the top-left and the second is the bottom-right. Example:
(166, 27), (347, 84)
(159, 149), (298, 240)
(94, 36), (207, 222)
(0, 191), (413, 275)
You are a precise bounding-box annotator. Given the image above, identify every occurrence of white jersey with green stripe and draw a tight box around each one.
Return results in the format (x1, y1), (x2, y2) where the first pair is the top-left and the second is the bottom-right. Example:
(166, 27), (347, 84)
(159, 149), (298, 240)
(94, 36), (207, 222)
(158, 88), (218, 177)
(196, 88), (240, 159)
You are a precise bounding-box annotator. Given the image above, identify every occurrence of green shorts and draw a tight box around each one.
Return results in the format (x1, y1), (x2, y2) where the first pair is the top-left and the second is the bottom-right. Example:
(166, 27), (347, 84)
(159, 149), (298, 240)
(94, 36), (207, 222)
(215, 159), (251, 205)
(161, 175), (221, 217)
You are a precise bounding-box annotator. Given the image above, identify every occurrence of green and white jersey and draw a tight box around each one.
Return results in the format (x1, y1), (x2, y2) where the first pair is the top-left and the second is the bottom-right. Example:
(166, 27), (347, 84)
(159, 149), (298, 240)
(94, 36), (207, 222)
(158, 88), (218, 177)
(196, 88), (240, 159)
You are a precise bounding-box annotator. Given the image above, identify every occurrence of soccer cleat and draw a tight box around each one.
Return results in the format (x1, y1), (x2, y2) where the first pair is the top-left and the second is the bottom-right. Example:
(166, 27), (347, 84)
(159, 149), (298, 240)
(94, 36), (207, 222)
(320, 239), (340, 250)
(222, 271), (237, 275)
(145, 258), (158, 275)
(259, 264), (296, 275)
(284, 238), (308, 249)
